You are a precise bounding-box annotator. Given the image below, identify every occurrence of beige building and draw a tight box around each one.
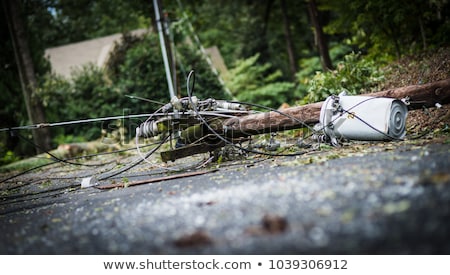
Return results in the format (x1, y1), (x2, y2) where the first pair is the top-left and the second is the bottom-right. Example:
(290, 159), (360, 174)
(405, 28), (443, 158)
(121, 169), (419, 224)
(45, 29), (149, 78)
(45, 29), (228, 80)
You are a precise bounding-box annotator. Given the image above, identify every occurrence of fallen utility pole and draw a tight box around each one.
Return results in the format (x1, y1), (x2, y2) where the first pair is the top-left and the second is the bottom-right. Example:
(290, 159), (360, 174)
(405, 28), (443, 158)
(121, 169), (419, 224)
(155, 78), (450, 162)
(222, 78), (450, 137)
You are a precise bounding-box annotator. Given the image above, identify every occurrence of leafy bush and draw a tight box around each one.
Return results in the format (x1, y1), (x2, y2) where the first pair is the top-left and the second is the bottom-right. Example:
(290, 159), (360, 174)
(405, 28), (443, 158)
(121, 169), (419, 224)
(299, 52), (386, 103)
(0, 150), (20, 166)
(37, 64), (115, 142)
(176, 43), (231, 100)
(225, 53), (295, 108)
(295, 44), (353, 100)
(53, 134), (86, 145)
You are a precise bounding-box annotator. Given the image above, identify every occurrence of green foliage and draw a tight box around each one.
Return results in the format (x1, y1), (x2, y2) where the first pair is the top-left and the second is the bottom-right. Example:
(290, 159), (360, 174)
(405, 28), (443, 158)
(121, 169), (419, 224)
(226, 54), (295, 108)
(322, 0), (450, 58)
(53, 134), (86, 145)
(176, 43), (230, 100)
(109, 32), (229, 104)
(38, 64), (115, 142)
(300, 52), (386, 103)
(182, 0), (255, 66)
(296, 44), (353, 98)
(182, 0), (312, 78)
(0, 157), (53, 173)
(43, 0), (151, 47)
(0, 150), (20, 166)
(112, 33), (169, 111)
(105, 33), (143, 80)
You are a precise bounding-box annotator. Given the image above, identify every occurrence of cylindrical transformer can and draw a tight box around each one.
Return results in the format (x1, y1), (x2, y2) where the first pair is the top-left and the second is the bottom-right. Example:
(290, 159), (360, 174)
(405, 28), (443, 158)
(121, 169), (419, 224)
(319, 95), (408, 141)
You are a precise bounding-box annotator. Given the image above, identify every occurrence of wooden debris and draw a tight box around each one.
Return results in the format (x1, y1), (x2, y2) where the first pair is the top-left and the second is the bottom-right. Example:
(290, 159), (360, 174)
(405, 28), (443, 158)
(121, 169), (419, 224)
(173, 230), (213, 247)
(96, 169), (218, 190)
(160, 142), (225, 162)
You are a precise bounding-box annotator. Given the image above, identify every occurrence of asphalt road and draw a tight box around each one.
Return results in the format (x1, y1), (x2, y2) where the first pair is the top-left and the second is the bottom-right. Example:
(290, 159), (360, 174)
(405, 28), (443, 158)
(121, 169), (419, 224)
(1, 141), (450, 254)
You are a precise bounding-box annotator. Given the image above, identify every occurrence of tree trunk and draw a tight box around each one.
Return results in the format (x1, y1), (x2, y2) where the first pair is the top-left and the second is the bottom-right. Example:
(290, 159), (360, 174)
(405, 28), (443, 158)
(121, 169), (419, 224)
(280, 0), (298, 81)
(223, 78), (450, 136)
(418, 16), (427, 50)
(3, 0), (52, 153)
(307, 0), (333, 71)
(262, 0), (274, 37)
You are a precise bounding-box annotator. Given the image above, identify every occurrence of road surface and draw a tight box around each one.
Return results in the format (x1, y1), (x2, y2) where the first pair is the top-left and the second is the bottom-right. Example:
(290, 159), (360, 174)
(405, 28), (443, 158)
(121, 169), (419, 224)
(1, 140), (449, 254)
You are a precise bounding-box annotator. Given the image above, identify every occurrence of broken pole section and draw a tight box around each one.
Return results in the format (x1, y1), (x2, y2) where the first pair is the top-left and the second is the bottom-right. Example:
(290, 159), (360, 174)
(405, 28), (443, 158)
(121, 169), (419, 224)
(366, 78), (450, 109)
(223, 102), (323, 137)
(222, 78), (450, 137)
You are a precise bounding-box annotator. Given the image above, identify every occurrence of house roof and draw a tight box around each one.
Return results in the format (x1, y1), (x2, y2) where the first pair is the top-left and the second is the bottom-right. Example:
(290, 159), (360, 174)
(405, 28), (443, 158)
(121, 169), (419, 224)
(45, 29), (229, 80)
(45, 29), (149, 78)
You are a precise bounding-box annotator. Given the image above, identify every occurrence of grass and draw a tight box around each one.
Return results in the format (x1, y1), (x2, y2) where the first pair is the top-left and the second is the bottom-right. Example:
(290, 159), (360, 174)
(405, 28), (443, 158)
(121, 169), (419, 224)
(0, 157), (54, 174)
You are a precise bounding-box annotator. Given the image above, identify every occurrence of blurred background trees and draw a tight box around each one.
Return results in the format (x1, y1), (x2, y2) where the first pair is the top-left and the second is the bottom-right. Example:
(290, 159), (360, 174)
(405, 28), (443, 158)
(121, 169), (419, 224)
(1, 0), (449, 161)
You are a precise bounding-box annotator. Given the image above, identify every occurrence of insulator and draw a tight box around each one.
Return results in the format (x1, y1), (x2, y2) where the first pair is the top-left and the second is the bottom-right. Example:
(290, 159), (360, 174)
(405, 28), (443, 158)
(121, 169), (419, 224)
(136, 120), (159, 138)
(188, 96), (198, 108)
(216, 101), (245, 110)
(171, 96), (182, 111)
(161, 102), (173, 113)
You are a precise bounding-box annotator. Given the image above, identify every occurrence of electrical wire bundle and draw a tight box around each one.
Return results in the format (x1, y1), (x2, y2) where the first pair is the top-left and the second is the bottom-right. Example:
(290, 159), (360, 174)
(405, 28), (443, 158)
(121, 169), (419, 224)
(134, 70), (319, 163)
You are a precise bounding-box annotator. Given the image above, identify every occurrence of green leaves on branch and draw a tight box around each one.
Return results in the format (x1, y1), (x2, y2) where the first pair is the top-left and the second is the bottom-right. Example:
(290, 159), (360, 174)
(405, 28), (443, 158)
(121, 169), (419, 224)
(224, 51), (385, 108)
(322, 0), (449, 58)
(301, 52), (385, 103)
(226, 54), (295, 108)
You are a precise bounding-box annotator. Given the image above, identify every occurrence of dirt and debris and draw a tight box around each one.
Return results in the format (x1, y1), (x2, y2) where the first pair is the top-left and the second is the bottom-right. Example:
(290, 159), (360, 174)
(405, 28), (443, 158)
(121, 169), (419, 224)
(380, 47), (450, 89)
(381, 46), (450, 137)
(406, 105), (450, 137)
(245, 214), (289, 236)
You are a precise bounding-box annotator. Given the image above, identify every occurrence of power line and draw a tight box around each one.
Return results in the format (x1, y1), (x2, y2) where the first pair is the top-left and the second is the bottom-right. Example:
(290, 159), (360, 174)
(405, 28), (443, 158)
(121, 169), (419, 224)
(0, 113), (153, 132)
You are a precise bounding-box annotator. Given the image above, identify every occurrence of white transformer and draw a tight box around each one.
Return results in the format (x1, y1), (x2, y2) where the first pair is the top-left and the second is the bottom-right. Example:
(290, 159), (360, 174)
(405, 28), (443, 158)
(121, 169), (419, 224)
(319, 93), (408, 144)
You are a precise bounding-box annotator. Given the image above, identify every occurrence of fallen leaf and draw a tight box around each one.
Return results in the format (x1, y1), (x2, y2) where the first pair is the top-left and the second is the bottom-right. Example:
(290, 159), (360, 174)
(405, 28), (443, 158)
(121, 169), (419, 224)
(174, 230), (213, 248)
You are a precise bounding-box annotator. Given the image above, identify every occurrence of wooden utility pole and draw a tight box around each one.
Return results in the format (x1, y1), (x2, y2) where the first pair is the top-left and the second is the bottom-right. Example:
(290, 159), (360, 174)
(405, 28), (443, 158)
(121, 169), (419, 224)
(3, 0), (52, 153)
(222, 78), (450, 136)
(161, 78), (450, 162)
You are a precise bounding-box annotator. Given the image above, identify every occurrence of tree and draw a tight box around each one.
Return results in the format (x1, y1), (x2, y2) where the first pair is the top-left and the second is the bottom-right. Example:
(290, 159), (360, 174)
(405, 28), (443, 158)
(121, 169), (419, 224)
(280, 0), (298, 80)
(2, 0), (52, 153)
(307, 0), (333, 71)
(322, 0), (450, 58)
(225, 54), (295, 108)
(181, 0), (318, 81)
(45, 0), (151, 47)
